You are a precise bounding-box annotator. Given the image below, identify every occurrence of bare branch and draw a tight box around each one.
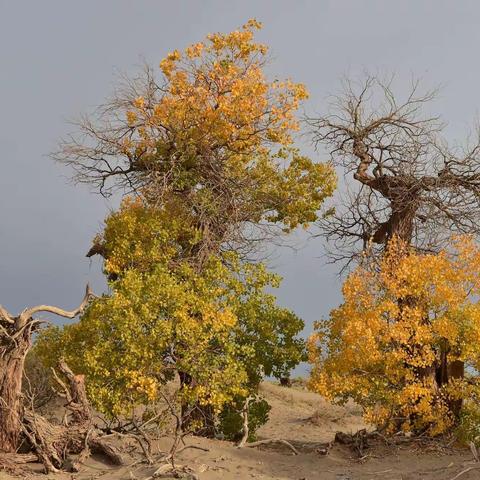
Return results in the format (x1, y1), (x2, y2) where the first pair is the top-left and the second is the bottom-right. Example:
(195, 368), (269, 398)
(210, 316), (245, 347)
(309, 74), (480, 264)
(0, 305), (13, 324)
(18, 284), (95, 325)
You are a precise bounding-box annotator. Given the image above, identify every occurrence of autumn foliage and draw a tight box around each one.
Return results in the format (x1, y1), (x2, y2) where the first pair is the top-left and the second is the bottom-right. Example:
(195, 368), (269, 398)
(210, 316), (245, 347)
(58, 19), (336, 251)
(32, 20), (339, 443)
(18, 18), (480, 467)
(36, 198), (306, 439)
(309, 236), (480, 435)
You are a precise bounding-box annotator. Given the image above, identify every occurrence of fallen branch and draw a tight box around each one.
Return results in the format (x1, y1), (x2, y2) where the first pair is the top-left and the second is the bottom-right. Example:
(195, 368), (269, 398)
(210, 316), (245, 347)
(0, 453), (37, 464)
(143, 462), (200, 480)
(174, 445), (209, 455)
(107, 431), (154, 465)
(239, 438), (299, 455)
(0, 453), (38, 476)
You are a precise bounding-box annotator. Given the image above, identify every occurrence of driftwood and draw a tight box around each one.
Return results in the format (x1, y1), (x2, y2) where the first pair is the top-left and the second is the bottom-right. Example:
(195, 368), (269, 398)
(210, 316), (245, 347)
(240, 438), (299, 455)
(143, 463), (200, 480)
(0, 453), (38, 476)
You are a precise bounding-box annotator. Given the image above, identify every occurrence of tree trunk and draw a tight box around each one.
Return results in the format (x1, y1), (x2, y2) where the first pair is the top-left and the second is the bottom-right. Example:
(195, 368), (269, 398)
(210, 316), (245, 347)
(375, 199), (417, 246)
(448, 359), (465, 418)
(10, 359), (123, 473)
(179, 371), (215, 437)
(0, 286), (95, 460)
(279, 376), (292, 387)
(0, 332), (30, 452)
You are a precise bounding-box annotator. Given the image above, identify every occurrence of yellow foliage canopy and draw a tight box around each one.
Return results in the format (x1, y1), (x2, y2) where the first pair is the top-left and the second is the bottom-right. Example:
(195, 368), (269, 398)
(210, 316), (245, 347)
(126, 19), (335, 232)
(36, 200), (306, 419)
(133, 18), (306, 159)
(309, 237), (480, 435)
(58, 19), (336, 238)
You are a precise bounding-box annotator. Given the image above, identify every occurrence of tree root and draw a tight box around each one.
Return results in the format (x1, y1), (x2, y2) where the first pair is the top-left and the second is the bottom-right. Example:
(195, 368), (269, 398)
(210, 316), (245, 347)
(0, 453), (38, 476)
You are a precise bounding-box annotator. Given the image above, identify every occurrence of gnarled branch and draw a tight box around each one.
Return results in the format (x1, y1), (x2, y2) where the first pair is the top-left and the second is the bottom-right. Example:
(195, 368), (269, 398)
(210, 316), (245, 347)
(0, 305), (13, 324)
(309, 74), (480, 263)
(18, 284), (95, 326)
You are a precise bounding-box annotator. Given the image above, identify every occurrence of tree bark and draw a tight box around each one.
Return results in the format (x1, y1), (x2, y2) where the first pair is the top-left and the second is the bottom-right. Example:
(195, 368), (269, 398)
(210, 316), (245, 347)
(448, 359), (465, 418)
(0, 286), (94, 455)
(18, 359), (124, 473)
(0, 331), (30, 452)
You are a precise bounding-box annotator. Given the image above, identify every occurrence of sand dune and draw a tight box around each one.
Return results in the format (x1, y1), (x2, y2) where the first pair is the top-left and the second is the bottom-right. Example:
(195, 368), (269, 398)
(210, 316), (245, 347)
(1, 382), (477, 480)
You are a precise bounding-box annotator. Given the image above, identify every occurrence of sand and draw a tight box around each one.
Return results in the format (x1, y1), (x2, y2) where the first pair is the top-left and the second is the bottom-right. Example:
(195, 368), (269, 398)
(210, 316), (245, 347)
(1, 382), (478, 480)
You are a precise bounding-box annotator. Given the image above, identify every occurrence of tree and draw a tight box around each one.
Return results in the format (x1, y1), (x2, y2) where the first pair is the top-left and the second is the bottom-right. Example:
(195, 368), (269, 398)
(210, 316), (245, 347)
(48, 20), (335, 437)
(309, 75), (480, 265)
(309, 75), (480, 412)
(308, 236), (480, 435)
(0, 287), (93, 453)
(56, 19), (335, 261)
(35, 199), (307, 438)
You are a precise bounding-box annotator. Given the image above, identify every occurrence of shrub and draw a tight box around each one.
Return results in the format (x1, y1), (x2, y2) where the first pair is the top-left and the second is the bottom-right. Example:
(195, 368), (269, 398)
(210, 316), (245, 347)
(218, 396), (271, 442)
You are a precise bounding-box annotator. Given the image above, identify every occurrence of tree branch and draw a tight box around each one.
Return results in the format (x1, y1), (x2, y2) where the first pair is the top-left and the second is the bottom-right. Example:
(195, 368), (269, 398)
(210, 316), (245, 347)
(18, 285), (95, 326)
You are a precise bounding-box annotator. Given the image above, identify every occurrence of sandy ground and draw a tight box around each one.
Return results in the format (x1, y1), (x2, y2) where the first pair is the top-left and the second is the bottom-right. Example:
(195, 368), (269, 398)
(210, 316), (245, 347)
(1, 382), (478, 480)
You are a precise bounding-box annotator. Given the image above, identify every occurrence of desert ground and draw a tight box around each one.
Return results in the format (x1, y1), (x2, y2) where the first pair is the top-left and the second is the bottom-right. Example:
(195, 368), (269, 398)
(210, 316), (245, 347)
(1, 382), (478, 480)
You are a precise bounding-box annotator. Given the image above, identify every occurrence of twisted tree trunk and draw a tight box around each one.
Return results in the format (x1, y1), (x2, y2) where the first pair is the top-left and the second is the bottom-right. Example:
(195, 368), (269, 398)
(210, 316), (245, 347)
(0, 286), (94, 454)
(22, 359), (123, 473)
(0, 331), (30, 452)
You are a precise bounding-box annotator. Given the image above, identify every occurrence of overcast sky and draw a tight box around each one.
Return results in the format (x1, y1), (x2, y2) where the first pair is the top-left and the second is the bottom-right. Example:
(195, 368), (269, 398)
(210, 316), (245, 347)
(1, 1), (480, 365)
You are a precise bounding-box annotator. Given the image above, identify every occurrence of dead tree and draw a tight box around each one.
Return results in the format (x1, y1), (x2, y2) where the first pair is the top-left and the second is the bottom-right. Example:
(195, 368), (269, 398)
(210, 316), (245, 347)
(309, 75), (480, 414)
(0, 286), (94, 453)
(21, 359), (123, 473)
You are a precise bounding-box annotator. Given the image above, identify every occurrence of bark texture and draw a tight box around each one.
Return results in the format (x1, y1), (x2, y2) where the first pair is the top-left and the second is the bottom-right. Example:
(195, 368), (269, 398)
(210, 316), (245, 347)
(20, 359), (123, 473)
(0, 286), (123, 473)
(0, 331), (30, 452)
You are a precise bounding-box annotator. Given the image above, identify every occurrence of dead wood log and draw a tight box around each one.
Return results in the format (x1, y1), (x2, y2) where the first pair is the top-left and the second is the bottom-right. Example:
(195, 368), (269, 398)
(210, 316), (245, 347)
(0, 356), (124, 474)
(238, 436), (299, 455)
(0, 452), (38, 476)
(20, 359), (124, 473)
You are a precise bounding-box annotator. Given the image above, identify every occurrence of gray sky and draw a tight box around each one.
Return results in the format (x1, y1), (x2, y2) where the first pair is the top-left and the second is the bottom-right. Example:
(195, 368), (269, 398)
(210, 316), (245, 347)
(1, 1), (480, 358)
